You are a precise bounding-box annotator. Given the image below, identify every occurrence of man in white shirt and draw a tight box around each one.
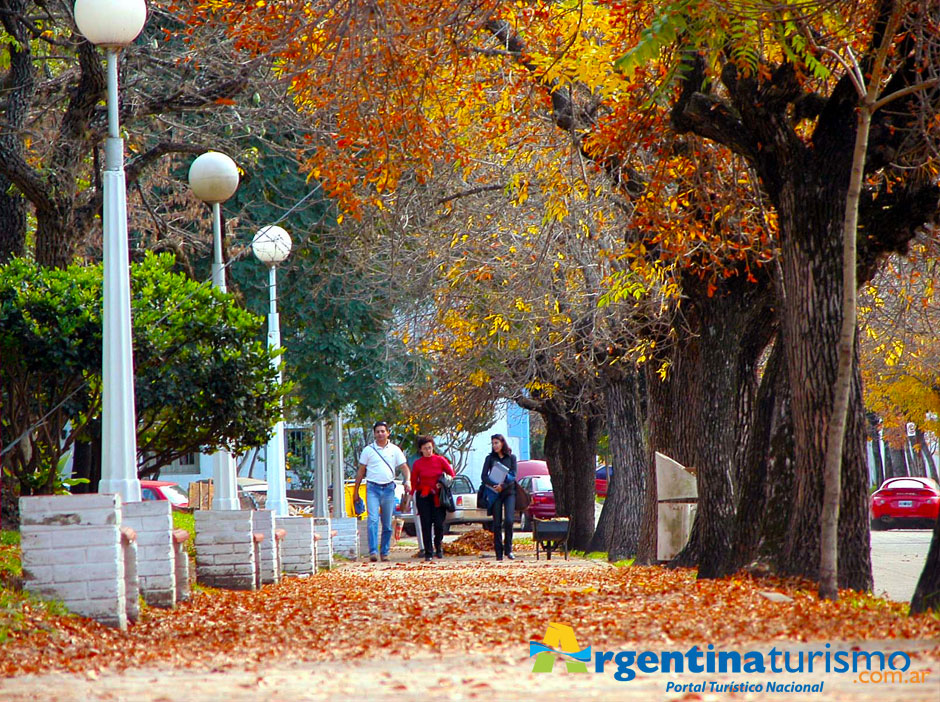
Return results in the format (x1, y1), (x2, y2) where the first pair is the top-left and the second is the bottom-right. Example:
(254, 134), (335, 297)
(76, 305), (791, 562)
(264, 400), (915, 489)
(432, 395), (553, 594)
(353, 421), (411, 561)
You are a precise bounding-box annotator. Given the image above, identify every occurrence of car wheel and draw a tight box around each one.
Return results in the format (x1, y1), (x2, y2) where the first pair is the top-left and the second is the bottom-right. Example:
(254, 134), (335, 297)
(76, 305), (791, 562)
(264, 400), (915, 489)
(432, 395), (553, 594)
(403, 523), (417, 537)
(870, 518), (887, 532)
(520, 513), (531, 532)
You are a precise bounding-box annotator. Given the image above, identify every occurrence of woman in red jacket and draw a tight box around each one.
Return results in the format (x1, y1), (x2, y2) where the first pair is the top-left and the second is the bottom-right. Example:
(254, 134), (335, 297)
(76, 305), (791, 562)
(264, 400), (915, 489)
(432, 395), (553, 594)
(411, 436), (456, 561)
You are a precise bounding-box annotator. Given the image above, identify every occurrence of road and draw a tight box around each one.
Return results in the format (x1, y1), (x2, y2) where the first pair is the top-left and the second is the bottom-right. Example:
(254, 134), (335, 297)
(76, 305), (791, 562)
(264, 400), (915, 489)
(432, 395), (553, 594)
(870, 529), (934, 602)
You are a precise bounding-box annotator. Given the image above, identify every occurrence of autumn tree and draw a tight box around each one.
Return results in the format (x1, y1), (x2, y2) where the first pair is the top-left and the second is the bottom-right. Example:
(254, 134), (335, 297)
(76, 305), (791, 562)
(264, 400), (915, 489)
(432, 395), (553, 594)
(859, 238), (940, 484)
(196, 0), (939, 591)
(191, 0), (777, 563)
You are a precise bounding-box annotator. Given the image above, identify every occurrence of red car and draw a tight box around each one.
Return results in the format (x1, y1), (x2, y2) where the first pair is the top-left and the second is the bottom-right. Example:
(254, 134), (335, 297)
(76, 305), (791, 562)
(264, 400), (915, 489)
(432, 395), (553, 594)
(140, 480), (190, 510)
(870, 477), (940, 530)
(595, 465), (612, 497)
(519, 474), (555, 531)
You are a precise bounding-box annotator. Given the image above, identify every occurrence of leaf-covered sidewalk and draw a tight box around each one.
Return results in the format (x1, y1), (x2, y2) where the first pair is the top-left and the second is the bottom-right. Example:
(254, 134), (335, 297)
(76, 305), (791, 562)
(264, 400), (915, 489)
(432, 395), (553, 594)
(3, 555), (939, 678)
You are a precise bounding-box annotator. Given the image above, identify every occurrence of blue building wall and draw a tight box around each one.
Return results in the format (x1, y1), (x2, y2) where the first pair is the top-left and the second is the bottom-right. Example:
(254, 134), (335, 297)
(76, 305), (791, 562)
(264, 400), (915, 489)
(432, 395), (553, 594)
(506, 402), (530, 461)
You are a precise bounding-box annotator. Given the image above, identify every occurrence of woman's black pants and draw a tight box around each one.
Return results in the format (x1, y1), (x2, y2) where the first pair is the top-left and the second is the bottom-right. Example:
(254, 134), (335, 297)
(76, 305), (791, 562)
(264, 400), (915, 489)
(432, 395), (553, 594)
(416, 494), (445, 555)
(491, 489), (516, 557)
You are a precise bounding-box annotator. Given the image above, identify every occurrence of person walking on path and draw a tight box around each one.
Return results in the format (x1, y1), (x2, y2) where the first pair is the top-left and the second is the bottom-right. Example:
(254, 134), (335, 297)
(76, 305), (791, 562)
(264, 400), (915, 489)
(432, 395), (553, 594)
(481, 434), (517, 561)
(354, 422), (411, 562)
(410, 436), (456, 562)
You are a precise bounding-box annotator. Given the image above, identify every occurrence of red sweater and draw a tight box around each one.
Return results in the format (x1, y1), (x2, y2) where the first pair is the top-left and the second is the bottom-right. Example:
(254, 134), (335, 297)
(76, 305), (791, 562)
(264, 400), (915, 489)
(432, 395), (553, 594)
(411, 454), (456, 498)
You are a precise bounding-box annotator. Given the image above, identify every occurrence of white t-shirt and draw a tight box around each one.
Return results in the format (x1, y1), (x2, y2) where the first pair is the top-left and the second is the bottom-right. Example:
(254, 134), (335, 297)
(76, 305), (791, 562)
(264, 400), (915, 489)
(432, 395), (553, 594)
(358, 442), (407, 484)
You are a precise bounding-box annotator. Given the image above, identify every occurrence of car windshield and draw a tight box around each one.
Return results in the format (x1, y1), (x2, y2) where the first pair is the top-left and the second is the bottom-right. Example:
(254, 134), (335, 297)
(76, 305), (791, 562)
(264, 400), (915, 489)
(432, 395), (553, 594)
(529, 476), (553, 492)
(162, 484), (190, 505)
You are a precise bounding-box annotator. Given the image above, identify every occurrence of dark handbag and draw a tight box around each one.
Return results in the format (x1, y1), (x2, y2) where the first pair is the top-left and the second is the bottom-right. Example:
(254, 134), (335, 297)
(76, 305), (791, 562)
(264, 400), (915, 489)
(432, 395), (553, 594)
(438, 480), (456, 513)
(514, 483), (531, 513)
(477, 482), (488, 508)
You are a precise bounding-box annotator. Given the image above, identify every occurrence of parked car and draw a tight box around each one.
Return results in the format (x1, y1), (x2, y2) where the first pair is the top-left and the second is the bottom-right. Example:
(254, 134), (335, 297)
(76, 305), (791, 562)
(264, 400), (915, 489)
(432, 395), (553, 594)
(870, 476), (940, 530)
(140, 480), (190, 510)
(518, 474), (555, 531)
(516, 459), (550, 481)
(595, 465), (612, 497)
(402, 474), (489, 536)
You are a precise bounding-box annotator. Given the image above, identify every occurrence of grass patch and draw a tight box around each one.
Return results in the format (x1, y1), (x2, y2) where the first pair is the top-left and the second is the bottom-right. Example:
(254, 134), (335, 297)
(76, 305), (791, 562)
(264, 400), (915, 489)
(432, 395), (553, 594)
(569, 549), (635, 567)
(172, 510), (196, 559)
(0, 531), (22, 579)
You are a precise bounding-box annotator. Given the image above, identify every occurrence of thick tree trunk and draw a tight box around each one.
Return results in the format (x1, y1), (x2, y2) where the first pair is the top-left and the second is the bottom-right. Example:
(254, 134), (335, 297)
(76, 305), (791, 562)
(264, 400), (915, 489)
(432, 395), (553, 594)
(778, 177), (872, 591)
(594, 369), (656, 562)
(542, 409), (602, 551)
(728, 339), (782, 570)
(910, 511), (940, 614)
(0, 0), (32, 263)
(0, 180), (26, 262)
(0, 469), (19, 530)
(70, 429), (102, 494)
(654, 274), (773, 578)
(34, 207), (77, 269)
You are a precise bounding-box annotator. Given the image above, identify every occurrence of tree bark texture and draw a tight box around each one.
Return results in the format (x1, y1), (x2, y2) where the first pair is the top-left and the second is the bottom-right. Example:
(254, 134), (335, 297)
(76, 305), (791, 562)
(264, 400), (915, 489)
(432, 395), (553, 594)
(0, 469), (19, 529)
(651, 272), (773, 577)
(910, 510), (940, 614)
(0, 0), (33, 262)
(595, 369), (656, 562)
(542, 409), (602, 551)
(0, 180), (26, 262)
(728, 339), (783, 571)
(669, 52), (898, 591)
(777, 175), (873, 591)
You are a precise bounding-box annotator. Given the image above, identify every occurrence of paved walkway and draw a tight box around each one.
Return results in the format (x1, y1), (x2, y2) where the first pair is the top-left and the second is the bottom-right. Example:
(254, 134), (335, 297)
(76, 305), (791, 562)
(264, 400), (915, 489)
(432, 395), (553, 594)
(2, 531), (937, 702)
(2, 642), (937, 702)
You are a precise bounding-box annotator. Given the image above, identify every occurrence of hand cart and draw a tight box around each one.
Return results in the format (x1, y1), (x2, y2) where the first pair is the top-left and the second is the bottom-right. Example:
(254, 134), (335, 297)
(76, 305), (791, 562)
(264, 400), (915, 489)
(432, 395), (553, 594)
(533, 517), (570, 560)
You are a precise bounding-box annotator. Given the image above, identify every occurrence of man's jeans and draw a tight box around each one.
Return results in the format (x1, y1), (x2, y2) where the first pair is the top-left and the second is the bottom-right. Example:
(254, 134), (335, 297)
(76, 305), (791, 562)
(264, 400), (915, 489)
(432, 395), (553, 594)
(366, 481), (396, 556)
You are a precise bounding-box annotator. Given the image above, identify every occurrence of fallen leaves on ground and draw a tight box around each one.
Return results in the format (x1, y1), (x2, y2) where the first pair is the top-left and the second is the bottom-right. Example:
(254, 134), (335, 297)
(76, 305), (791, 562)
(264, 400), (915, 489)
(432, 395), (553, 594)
(443, 530), (534, 555)
(2, 560), (939, 677)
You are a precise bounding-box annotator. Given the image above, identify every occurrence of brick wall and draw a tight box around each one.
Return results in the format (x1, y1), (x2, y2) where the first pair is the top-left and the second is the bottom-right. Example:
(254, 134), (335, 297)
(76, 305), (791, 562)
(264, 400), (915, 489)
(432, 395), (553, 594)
(19, 494), (133, 630)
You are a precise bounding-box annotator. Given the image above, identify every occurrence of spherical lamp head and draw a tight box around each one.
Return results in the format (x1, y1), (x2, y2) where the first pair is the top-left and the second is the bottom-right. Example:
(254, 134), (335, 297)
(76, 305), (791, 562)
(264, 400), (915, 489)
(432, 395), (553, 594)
(74, 0), (147, 48)
(188, 152), (240, 204)
(252, 226), (292, 266)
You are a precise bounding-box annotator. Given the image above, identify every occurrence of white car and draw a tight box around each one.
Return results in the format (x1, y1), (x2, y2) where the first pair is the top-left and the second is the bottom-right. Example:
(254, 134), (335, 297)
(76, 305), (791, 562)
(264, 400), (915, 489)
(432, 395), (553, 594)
(402, 474), (489, 535)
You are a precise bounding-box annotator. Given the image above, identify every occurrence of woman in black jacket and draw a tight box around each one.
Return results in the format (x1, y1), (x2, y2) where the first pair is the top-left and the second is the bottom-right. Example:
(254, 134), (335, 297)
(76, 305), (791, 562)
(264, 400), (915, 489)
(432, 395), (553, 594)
(481, 434), (517, 560)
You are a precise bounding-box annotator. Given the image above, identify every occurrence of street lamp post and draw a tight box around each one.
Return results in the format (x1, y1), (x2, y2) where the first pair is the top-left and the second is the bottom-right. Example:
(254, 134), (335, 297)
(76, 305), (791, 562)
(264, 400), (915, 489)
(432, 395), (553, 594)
(252, 225), (292, 516)
(74, 0), (148, 504)
(188, 152), (241, 510)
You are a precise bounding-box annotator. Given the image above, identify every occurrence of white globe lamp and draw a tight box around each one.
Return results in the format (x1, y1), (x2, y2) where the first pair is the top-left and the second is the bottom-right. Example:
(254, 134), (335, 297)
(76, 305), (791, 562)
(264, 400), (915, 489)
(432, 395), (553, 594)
(188, 152), (240, 204)
(252, 225), (293, 266)
(74, 0), (147, 48)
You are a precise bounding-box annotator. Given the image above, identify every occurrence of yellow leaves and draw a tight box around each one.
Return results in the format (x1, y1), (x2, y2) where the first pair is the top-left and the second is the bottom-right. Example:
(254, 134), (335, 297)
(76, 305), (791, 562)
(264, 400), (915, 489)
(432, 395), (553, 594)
(468, 368), (490, 387)
(883, 339), (905, 367)
(485, 313), (510, 335)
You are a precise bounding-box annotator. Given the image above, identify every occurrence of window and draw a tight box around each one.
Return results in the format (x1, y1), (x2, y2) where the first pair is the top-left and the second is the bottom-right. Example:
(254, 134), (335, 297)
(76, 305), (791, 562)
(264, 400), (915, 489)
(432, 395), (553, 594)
(452, 475), (474, 494)
(161, 452), (199, 475)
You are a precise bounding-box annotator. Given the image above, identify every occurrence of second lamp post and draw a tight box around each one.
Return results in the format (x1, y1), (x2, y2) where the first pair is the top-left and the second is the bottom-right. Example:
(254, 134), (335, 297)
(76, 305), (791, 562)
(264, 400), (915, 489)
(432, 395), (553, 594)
(188, 151), (241, 510)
